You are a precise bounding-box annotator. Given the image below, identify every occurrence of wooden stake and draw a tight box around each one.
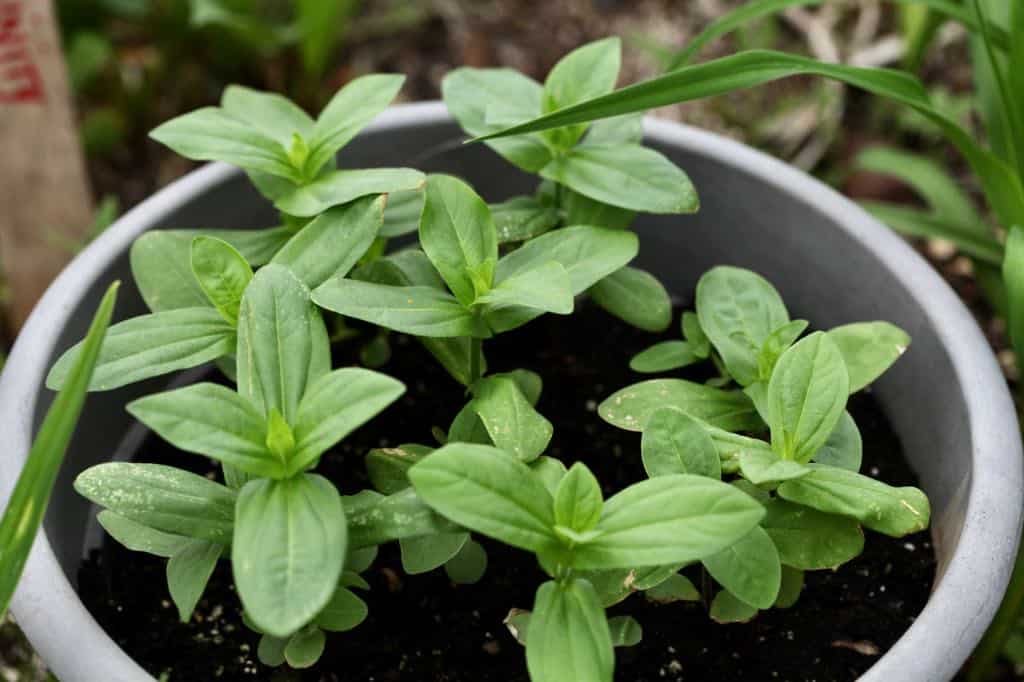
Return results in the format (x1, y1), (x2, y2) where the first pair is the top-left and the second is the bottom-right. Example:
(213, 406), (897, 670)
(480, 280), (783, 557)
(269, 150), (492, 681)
(0, 0), (94, 329)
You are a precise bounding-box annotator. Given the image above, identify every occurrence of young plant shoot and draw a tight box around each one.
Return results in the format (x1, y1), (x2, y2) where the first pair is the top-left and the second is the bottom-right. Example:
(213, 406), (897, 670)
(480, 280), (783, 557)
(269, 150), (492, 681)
(48, 36), (933, 681)
(603, 266), (929, 620)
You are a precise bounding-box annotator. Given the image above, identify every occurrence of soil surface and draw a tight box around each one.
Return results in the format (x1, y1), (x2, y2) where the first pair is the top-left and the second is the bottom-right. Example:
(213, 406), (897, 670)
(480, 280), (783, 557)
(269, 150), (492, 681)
(78, 302), (935, 682)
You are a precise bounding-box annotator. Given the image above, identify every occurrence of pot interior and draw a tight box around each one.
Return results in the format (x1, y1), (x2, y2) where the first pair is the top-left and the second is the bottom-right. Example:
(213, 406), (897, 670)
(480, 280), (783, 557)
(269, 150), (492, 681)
(40, 117), (965, 610)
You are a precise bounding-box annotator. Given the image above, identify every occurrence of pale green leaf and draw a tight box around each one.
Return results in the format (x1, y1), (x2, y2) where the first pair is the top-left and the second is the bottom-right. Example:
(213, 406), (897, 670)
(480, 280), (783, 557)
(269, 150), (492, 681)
(589, 266), (672, 332)
(233, 474), (345, 637)
(271, 196), (385, 288)
(46, 307), (235, 392)
(599, 378), (762, 433)
(273, 168), (424, 217)
(408, 444), (558, 553)
(777, 465), (931, 537)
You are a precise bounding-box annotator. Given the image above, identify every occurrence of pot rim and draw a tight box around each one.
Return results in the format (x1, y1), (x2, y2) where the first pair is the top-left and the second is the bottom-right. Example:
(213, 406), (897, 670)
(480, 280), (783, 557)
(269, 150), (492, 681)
(1, 101), (1019, 682)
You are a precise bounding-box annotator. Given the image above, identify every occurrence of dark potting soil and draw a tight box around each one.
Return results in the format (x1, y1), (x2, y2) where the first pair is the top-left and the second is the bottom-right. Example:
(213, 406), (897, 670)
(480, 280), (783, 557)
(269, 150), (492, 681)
(77, 302), (936, 682)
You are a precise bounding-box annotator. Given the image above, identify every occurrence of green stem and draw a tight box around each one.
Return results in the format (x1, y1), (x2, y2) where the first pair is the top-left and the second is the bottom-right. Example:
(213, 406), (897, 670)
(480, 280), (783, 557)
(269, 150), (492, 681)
(968, 536), (1024, 680)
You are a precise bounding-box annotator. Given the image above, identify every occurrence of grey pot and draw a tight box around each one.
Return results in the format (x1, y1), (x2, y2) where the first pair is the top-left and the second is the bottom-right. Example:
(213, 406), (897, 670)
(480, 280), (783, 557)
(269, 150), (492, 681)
(1, 102), (1020, 682)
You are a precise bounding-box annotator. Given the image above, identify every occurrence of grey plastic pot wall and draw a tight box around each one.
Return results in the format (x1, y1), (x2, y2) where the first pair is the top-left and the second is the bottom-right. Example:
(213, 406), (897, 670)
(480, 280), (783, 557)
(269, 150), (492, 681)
(0, 102), (1020, 681)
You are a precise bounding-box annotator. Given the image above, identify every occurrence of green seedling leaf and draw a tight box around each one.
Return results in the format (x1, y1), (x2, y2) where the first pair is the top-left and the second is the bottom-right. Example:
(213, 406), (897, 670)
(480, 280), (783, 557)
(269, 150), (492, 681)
(492, 197), (560, 243)
(608, 615), (643, 648)
(758, 319), (809, 380)
(702, 526), (781, 609)
(316, 586), (368, 632)
(479, 261), (574, 327)
(257, 634), (288, 667)
(290, 368), (406, 474)
(357, 249), (485, 385)
(471, 376), (553, 462)
(285, 626), (326, 669)
(237, 264), (329, 421)
(313, 280), (487, 338)
(150, 108), (300, 181)
(442, 67), (551, 172)
(132, 229), (292, 312)
(271, 196), (385, 288)
(704, 424), (776, 474)
(774, 565), (804, 608)
(419, 174), (498, 306)
(827, 322), (910, 393)
(445, 538), (488, 584)
(401, 532), (470, 575)
(599, 379), (762, 433)
(761, 499), (864, 570)
(273, 168), (424, 217)
(75, 463), (236, 544)
(220, 85), (314, 148)
(777, 466), (930, 537)
(46, 307), (235, 392)
(167, 539), (222, 622)
(495, 225), (639, 296)
(813, 411), (862, 472)
(381, 188), (425, 238)
(542, 37), (621, 148)
(573, 474), (765, 569)
(307, 74), (405, 176)
(190, 236), (252, 325)
(630, 341), (702, 373)
(710, 588), (758, 624)
(696, 266), (790, 387)
(586, 113), (644, 146)
(265, 408), (295, 462)
(767, 332), (849, 463)
(97, 511), (191, 558)
(560, 187), (637, 230)
(589, 266), (672, 332)
(346, 488), (459, 548)
(366, 445), (431, 494)
(234, 474), (345, 637)
(527, 578), (614, 682)
(531, 457), (569, 495)
(0, 282), (116, 615)
(641, 407), (721, 479)
(541, 145), (697, 213)
(682, 311), (711, 358)
(408, 444), (558, 553)
(737, 449), (810, 485)
(645, 573), (701, 604)
(554, 463), (604, 534)
(128, 383), (281, 478)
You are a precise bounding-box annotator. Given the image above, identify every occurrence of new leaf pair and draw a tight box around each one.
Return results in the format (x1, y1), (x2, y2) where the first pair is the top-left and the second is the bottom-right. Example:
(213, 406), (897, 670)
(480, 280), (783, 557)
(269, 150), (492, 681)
(314, 174), (638, 341)
(408, 443), (766, 682)
(150, 76), (423, 213)
(443, 37), (695, 333)
(605, 266), (929, 619)
(47, 196), (393, 391)
(75, 264), (406, 642)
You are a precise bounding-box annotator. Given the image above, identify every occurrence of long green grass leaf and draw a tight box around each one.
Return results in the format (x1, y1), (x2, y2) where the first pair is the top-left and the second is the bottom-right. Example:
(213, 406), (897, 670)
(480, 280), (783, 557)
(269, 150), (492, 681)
(479, 49), (1024, 229)
(0, 282), (119, 615)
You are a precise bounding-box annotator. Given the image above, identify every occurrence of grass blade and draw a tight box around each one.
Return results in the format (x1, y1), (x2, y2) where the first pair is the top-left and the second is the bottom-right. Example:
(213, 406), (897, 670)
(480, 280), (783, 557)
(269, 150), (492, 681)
(0, 282), (119, 616)
(479, 49), (1024, 230)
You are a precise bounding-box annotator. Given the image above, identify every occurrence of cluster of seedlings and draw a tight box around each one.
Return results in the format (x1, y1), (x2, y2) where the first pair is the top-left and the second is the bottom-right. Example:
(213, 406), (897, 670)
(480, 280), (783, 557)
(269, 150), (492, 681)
(50, 38), (929, 680)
